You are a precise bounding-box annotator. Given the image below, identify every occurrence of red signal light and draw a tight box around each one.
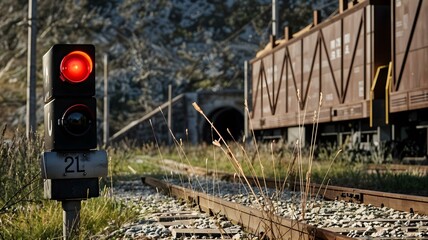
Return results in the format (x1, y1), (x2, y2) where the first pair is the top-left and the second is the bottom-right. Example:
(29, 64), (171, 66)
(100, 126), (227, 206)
(60, 51), (93, 83)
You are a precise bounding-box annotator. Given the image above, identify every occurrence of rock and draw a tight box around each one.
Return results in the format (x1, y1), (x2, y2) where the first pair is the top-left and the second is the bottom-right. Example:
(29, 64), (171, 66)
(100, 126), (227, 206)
(311, 207), (320, 214)
(220, 221), (232, 228)
(355, 206), (366, 214)
(232, 233), (242, 239)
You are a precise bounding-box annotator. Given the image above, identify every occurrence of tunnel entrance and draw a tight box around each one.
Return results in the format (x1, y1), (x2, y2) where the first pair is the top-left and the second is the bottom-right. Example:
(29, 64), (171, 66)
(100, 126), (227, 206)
(202, 107), (244, 143)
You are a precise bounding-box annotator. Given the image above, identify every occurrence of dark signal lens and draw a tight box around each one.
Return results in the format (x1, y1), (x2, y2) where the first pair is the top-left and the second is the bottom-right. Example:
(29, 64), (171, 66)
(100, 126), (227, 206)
(60, 51), (93, 83)
(61, 104), (93, 136)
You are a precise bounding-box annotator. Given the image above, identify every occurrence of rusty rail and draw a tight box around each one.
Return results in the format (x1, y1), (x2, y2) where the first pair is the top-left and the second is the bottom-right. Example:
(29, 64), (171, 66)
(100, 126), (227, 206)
(159, 159), (428, 215)
(231, 177), (428, 215)
(301, 183), (428, 215)
(220, 176), (428, 216)
(142, 176), (353, 240)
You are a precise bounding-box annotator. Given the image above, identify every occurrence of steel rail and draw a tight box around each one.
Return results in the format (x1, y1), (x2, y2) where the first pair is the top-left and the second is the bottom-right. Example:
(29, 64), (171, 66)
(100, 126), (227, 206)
(217, 176), (428, 216)
(237, 177), (428, 216)
(158, 159), (428, 215)
(142, 176), (353, 240)
(302, 182), (428, 215)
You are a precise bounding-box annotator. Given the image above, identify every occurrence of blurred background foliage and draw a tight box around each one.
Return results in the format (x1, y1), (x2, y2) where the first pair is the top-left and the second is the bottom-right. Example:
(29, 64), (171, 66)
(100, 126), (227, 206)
(0, 0), (336, 137)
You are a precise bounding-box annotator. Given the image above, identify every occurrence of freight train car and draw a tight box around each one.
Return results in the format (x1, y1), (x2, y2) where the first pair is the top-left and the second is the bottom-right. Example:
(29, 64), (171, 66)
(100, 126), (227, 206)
(250, 0), (428, 158)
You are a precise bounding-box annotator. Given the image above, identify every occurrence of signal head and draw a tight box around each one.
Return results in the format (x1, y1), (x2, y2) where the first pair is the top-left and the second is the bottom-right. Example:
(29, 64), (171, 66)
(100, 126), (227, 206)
(43, 44), (97, 151)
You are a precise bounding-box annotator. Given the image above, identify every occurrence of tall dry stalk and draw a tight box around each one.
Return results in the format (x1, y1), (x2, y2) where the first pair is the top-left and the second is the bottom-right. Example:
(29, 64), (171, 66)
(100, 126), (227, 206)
(301, 93), (323, 219)
(193, 98), (298, 236)
(315, 149), (342, 199)
(156, 107), (206, 194)
(270, 141), (279, 196)
(243, 99), (275, 198)
(193, 102), (265, 207)
(149, 119), (171, 183)
(191, 88), (338, 237)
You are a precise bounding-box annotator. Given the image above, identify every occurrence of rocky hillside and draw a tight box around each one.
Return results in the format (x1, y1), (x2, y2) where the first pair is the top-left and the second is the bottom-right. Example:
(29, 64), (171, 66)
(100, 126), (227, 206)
(0, 0), (336, 135)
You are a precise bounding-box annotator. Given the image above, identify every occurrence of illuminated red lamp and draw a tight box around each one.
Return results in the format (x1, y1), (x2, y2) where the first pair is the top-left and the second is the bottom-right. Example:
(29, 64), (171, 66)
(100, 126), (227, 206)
(60, 51), (93, 83)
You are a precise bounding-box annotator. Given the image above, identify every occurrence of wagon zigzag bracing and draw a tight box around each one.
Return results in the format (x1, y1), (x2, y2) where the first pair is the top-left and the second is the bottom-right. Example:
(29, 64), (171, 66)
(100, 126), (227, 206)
(250, 0), (428, 159)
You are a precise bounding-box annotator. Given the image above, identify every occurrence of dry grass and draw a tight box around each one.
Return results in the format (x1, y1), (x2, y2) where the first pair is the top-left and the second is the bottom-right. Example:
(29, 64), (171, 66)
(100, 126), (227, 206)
(186, 95), (334, 238)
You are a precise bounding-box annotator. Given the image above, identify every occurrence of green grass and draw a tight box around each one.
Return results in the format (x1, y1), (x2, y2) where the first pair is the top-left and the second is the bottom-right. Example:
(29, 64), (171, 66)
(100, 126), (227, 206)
(312, 166), (428, 196)
(0, 189), (139, 239)
(0, 128), (160, 240)
(161, 142), (428, 196)
(1, 201), (62, 239)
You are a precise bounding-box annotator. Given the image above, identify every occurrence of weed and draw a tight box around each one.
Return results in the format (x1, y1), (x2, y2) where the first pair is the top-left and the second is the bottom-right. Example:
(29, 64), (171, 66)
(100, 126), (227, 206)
(0, 126), (43, 213)
(0, 126), (155, 239)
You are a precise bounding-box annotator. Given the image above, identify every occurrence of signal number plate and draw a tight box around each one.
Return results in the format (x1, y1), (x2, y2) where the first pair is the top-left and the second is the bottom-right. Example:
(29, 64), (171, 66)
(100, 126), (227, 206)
(41, 151), (108, 179)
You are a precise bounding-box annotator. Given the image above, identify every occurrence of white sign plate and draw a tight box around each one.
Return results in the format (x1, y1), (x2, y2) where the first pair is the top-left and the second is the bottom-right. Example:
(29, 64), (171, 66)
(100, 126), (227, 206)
(41, 150), (108, 179)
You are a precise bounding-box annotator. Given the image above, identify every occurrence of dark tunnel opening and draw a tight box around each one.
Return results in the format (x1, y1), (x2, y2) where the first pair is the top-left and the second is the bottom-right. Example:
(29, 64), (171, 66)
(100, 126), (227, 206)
(202, 107), (244, 143)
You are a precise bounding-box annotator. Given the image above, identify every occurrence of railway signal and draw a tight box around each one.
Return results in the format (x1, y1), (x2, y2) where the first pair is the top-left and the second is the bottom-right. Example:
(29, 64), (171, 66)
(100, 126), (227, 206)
(43, 44), (96, 150)
(41, 44), (107, 239)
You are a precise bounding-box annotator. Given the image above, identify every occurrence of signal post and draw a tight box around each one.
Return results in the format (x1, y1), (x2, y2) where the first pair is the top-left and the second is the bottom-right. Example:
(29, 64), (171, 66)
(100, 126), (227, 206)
(41, 44), (108, 239)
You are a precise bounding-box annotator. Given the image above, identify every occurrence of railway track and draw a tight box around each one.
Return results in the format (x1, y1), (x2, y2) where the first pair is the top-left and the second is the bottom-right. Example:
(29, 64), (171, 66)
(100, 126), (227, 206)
(139, 159), (428, 239)
(159, 159), (428, 215)
(142, 176), (428, 239)
(151, 211), (244, 239)
(143, 176), (351, 240)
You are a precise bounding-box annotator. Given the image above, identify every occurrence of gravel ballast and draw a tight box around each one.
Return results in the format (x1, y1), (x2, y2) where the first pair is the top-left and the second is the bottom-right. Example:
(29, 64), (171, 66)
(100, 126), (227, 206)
(99, 179), (253, 239)
(99, 177), (428, 239)
(168, 177), (428, 238)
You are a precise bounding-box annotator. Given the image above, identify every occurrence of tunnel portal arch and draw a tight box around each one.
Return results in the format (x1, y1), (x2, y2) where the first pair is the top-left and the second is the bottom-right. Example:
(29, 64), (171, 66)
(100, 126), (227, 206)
(201, 106), (244, 143)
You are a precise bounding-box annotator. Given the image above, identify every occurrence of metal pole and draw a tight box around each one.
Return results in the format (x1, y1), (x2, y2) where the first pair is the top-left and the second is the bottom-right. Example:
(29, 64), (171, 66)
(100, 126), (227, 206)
(62, 200), (81, 239)
(244, 61), (249, 141)
(103, 54), (109, 146)
(26, 0), (37, 138)
(168, 84), (172, 145)
(272, 0), (278, 37)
